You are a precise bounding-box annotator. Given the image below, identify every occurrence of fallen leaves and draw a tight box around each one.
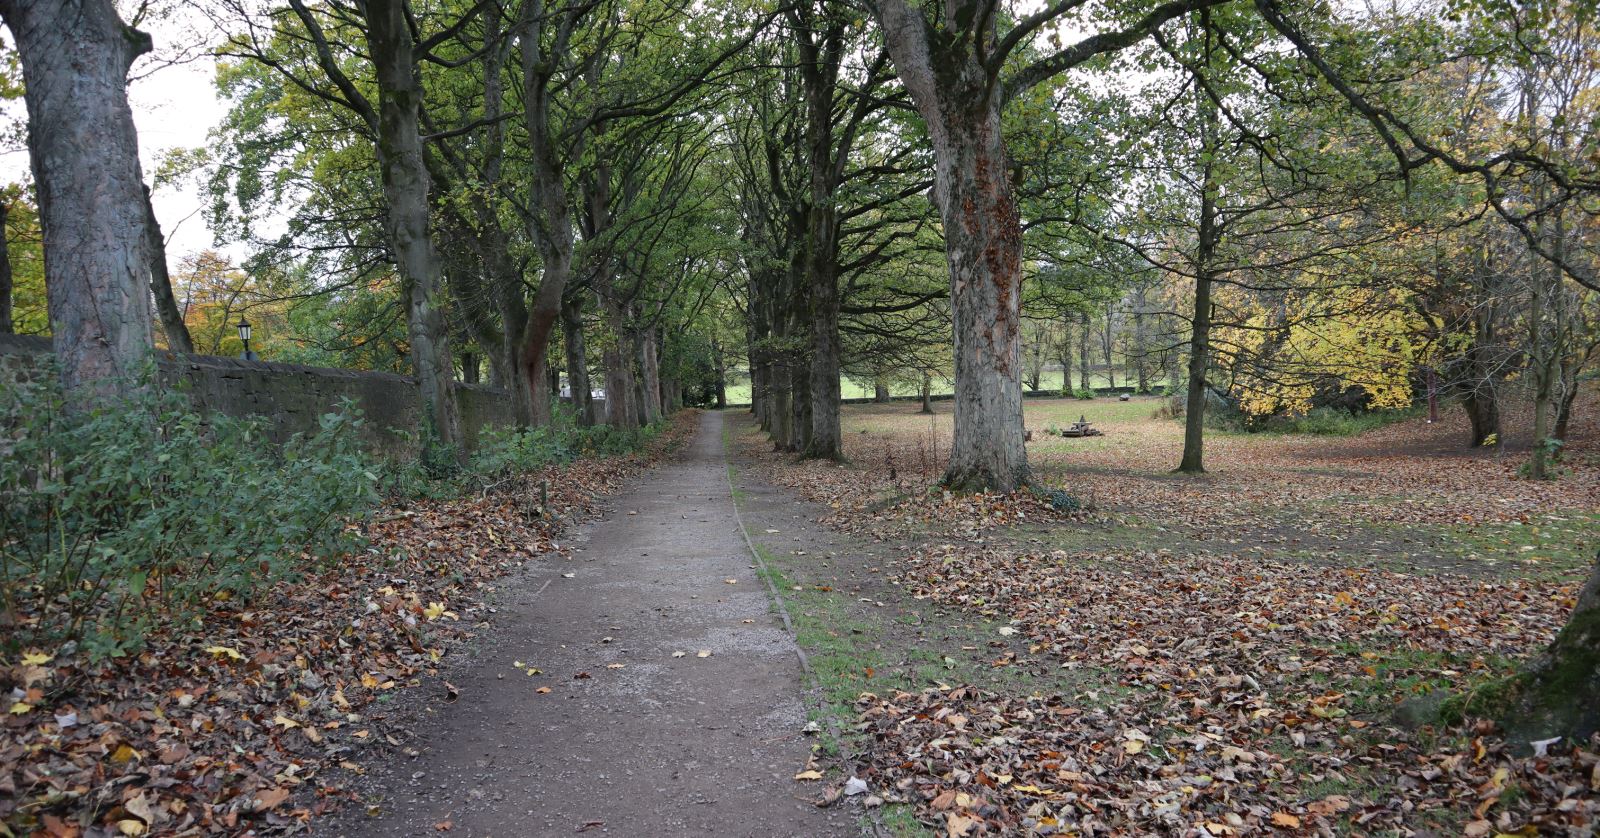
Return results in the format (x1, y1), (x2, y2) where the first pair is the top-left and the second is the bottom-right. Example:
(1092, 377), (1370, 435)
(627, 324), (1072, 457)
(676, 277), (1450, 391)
(0, 412), (699, 836)
(738, 402), (1600, 836)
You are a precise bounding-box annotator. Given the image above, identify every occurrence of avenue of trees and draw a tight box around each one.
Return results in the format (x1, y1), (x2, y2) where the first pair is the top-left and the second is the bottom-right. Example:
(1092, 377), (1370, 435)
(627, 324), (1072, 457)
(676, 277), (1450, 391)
(2, 0), (1598, 735)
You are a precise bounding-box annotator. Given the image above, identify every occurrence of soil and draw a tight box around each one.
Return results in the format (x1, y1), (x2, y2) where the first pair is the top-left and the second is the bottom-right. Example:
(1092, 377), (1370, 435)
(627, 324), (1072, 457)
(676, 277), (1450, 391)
(323, 412), (854, 837)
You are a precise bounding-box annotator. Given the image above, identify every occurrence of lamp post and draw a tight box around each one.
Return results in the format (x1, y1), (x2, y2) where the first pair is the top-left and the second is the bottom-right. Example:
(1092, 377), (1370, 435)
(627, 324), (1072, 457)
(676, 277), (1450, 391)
(237, 318), (257, 361)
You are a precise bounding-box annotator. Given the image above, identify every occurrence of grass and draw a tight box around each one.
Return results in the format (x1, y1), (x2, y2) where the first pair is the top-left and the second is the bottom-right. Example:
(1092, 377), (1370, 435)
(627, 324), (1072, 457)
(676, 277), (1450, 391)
(727, 389), (1600, 835)
(721, 368), (1130, 407)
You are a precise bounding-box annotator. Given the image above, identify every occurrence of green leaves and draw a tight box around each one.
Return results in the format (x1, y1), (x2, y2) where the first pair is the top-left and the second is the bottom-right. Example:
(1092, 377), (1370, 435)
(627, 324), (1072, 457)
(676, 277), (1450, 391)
(0, 374), (376, 657)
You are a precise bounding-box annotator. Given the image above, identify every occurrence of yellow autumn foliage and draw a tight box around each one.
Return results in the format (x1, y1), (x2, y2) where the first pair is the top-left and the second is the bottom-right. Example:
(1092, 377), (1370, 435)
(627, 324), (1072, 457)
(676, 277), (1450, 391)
(1217, 285), (1424, 418)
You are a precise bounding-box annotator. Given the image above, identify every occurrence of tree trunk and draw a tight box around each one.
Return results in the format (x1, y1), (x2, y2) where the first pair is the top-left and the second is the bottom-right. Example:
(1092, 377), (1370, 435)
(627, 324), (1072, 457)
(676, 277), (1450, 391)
(712, 338), (727, 409)
(1166, 330), (1181, 396)
(1482, 555), (1600, 745)
(143, 184), (193, 353)
(1177, 147), (1219, 474)
(748, 272), (769, 424)
(365, 0), (461, 450)
(1555, 383), (1578, 444)
(518, 0), (577, 428)
(875, 378), (890, 403)
(919, 373), (933, 414)
(562, 292), (593, 425)
(1102, 306), (1116, 390)
(461, 351), (480, 384)
(0, 200), (12, 334)
(1177, 18), (1219, 474)
(874, 0), (1027, 491)
(796, 4), (845, 461)
(1026, 336), (1043, 392)
(636, 323), (661, 424)
(1, 0), (155, 402)
(788, 333), (811, 453)
(805, 257), (842, 458)
(1178, 271), (1213, 473)
(1078, 315), (1092, 391)
(518, 250), (564, 428)
(602, 299), (637, 428)
(1058, 322), (1072, 396)
(1464, 383), (1501, 447)
(1527, 243), (1560, 479)
(1133, 287), (1149, 394)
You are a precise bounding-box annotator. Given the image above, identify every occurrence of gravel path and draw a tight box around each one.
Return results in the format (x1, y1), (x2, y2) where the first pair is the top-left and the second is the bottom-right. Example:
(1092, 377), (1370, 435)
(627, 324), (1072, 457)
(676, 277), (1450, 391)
(332, 411), (852, 837)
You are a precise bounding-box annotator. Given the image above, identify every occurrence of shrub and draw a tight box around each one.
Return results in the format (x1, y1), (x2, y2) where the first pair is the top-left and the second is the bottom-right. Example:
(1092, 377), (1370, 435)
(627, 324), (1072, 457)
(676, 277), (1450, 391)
(1074, 387), (1096, 400)
(1036, 487), (1082, 512)
(0, 374), (376, 658)
(467, 411), (666, 479)
(1202, 403), (1418, 436)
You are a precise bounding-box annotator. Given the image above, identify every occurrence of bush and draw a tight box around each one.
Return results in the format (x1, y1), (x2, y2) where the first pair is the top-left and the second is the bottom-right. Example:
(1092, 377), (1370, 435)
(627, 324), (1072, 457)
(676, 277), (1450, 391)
(1035, 486), (1082, 512)
(1202, 403), (1417, 436)
(1074, 387), (1096, 400)
(467, 411), (666, 479)
(0, 374), (376, 658)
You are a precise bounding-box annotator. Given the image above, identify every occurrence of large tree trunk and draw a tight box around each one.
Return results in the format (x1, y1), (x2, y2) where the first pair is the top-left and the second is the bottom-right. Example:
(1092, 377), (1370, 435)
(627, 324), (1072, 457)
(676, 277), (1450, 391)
(602, 298), (637, 428)
(636, 322), (661, 425)
(875, 0), (1027, 491)
(517, 0), (576, 428)
(1, 0), (155, 402)
(518, 238), (565, 429)
(805, 258), (842, 457)
(365, 0), (461, 450)
(1465, 391), (1502, 447)
(143, 184), (193, 353)
(788, 329), (811, 453)
(0, 200), (12, 334)
(875, 378), (890, 403)
(1484, 555), (1600, 745)
(796, 2), (846, 461)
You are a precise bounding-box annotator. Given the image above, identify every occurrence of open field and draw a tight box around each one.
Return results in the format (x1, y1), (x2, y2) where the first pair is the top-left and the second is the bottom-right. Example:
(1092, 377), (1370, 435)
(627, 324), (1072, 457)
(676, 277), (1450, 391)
(721, 369), (1126, 406)
(731, 393), (1600, 835)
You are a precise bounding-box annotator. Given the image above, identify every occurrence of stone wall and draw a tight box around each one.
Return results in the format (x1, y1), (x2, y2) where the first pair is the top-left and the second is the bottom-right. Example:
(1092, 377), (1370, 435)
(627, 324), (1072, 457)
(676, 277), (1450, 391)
(0, 334), (514, 452)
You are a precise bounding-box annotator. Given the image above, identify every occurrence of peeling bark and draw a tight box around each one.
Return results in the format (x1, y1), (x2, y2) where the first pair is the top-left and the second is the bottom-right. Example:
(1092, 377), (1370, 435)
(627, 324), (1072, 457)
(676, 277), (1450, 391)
(873, 0), (1027, 491)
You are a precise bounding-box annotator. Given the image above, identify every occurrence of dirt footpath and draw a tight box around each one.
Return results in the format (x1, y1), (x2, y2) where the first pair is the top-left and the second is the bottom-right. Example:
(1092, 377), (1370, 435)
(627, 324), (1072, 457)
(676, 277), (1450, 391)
(329, 411), (853, 837)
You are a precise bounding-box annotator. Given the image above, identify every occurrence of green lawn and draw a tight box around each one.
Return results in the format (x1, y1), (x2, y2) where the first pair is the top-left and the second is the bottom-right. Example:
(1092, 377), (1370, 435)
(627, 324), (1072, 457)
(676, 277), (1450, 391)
(721, 368), (1135, 406)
